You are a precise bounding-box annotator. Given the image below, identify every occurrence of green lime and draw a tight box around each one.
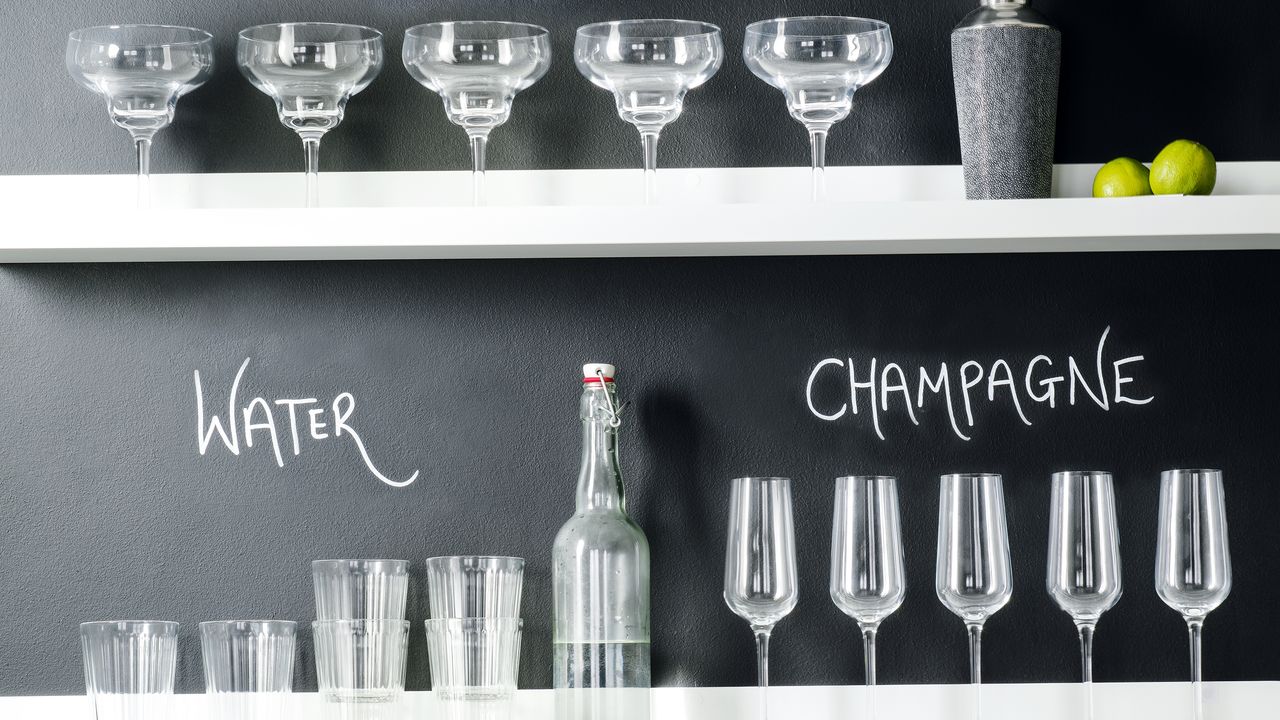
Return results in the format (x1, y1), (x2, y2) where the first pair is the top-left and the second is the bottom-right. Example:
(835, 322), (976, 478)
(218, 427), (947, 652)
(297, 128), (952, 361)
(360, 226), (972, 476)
(1093, 157), (1152, 197)
(1150, 139), (1216, 195)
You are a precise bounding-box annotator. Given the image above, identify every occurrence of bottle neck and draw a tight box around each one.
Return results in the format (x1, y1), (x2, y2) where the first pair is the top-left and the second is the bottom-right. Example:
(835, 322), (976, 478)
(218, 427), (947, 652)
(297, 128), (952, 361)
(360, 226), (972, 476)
(577, 383), (625, 512)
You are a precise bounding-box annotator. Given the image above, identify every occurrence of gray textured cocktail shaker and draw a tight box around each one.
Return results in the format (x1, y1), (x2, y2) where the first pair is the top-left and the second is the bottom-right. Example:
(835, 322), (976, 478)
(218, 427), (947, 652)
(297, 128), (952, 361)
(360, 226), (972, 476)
(951, 0), (1061, 199)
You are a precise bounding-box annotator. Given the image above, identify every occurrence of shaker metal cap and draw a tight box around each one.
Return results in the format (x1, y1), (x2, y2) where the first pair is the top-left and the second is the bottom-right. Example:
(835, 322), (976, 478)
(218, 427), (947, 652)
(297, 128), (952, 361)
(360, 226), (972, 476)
(956, 0), (1054, 30)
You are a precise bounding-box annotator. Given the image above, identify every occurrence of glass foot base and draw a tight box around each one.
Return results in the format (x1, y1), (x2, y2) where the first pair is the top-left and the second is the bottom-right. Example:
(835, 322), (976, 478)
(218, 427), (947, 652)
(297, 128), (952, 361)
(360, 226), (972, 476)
(323, 689), (402, 704)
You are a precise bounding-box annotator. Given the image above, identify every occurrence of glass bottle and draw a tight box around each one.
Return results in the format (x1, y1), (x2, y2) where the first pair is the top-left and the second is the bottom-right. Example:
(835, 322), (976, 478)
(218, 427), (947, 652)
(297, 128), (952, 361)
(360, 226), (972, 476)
(553, 363), (651, 698)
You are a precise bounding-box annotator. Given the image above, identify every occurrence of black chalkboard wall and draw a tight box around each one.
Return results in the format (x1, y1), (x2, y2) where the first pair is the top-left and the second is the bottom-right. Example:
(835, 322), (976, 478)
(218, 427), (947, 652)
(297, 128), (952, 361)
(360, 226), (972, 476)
(3, 0), (1280, 700)
(1, 252), (1278, 695)
(2, 0), (1280, 174)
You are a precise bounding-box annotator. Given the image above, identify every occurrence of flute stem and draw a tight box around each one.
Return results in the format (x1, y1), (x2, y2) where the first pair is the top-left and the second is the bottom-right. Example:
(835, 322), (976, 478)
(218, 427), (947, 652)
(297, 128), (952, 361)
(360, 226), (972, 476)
(1078, 622), (1096, 683)
(753, 627), (771, 720)
(966, 622), (984, 685)
(861, 624), (879, 686)
(753, 627), (772, 689)
(1186, 618), (1204, 684)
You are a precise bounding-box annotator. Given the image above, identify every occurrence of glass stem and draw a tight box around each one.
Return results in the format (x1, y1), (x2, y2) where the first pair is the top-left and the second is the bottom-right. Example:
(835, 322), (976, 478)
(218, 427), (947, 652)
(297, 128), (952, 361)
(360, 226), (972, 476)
(966, 622), (984, 685)
(1077, 622), (1096, 683)
(753, 627), (772, 689)
(808, 127), (828, 203)
(134, 137), (152, 210)
(641, 131), (659, 205)
(1192, 676), (1205, 720)
(1186, 618), (1204, 684)
(303, 136), (321, 208)
(861, 624), (878, 686)
(469, 132), (488, 207)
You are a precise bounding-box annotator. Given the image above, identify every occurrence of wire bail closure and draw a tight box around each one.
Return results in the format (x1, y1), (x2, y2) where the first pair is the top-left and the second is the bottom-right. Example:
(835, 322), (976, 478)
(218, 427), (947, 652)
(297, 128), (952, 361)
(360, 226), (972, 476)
(595, 368), (627, 428)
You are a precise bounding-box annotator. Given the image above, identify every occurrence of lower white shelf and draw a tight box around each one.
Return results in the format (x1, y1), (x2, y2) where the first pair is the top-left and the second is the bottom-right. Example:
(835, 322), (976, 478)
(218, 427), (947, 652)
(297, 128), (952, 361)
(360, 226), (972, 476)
(1, 164), (1278, 262)
(1, 683), (1273, 720)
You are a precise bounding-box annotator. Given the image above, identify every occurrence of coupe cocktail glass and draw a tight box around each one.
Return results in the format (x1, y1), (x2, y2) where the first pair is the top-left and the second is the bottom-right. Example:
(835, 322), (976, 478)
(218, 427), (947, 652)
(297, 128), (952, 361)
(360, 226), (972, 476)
(404, 21), (551, 205)
(575, 20), (723, 202)
(238, 23), (383, 207)
(66, 25), (214, 208)
(744, 16), (893, 201)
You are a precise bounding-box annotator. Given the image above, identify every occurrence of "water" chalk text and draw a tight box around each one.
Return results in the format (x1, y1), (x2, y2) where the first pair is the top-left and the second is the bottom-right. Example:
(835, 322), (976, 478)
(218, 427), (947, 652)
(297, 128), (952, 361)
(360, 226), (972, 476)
(194, 358), (420, 487)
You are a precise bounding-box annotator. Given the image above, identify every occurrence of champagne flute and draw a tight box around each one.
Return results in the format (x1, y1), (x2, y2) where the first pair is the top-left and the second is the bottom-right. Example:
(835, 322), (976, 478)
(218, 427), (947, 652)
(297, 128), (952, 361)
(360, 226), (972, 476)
(66, 25), (214, 208)
(403, 21), (551, 206)
(1047, 471), (1122, 683)
(1156, 469), (1231, 683)
(743, 16), (893, 202)
(575, 20), (723, 203)
(936, 473), (1012, 685)
(830, 475), (905, 686)
(238, 23), (383, 208)
(724, 476), (798, 689)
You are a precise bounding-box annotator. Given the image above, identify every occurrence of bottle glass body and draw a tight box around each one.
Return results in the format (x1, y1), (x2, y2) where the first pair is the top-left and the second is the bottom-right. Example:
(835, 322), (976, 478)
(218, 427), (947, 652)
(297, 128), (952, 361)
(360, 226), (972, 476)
(552, 381), (651, 691)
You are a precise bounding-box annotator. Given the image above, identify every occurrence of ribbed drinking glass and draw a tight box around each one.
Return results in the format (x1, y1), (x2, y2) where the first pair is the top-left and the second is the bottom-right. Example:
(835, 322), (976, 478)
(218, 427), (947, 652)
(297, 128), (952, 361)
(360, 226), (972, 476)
(313, 619), (410, 703)
(200, 620), (296, 718)
(936, 473), (1012, 685)
(81, 621), (179, 720)
(425, 618), (523, 700)
(1047, 471), (1122, 683)
(313, 559), (410, 620)
(426, 556), (524, 619)
(724, 476), (799, 689)
(831, 475), (905, 686)
(1156, 469), (1231, 683)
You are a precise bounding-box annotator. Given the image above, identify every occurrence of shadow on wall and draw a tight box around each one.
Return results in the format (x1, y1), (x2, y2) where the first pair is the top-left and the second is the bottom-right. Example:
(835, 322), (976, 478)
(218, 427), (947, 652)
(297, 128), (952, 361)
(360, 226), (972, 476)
(638, 387), (745, 687)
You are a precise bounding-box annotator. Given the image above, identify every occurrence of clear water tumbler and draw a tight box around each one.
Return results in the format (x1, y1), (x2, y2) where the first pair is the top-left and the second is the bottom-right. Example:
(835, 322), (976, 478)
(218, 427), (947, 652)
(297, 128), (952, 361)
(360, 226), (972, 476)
(425, 618), (522, 700)
(200, 620), (296, 718)
(81, 621), (179, 720)
(314, 619), (410, 703)
(313, 559), (410, 620)
(426, 556), (525, 619)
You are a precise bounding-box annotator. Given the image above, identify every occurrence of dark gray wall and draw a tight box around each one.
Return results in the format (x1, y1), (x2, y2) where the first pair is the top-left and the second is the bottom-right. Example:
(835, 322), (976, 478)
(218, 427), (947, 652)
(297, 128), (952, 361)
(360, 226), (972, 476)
(2, 0), (1279, 699)
(1, 252), (1278, 695)
(2, 0), (1279, 175)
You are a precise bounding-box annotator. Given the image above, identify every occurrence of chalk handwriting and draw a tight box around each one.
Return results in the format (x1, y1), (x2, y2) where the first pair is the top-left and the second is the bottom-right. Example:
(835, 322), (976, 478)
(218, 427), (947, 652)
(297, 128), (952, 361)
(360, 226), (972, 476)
(805, 327), (1154, 441)
(195, 358), (420, 487)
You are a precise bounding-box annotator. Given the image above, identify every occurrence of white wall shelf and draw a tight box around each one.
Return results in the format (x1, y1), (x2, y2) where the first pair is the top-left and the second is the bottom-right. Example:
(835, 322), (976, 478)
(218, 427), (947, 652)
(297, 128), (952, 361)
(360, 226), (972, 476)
(1, 164), (1277, 262)
(1, 683), (1274, 720)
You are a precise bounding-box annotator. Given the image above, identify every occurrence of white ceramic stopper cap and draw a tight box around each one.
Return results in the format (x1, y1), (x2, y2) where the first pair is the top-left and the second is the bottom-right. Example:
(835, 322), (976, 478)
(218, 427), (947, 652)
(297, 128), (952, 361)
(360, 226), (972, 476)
(583, 363), (616, 380)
